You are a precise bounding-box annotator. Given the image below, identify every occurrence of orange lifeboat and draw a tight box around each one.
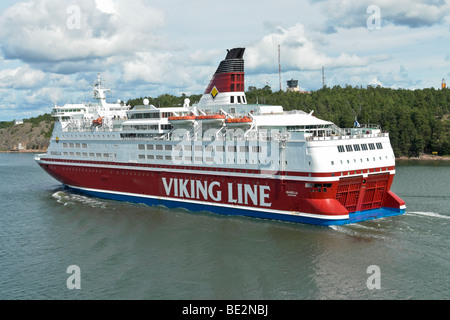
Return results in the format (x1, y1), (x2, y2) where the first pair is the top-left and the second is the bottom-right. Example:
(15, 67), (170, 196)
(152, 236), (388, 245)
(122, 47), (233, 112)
(195, 114), (226, 121)
(195, 114), (226, 125)
(225, 116), (252, 126)
(92, 117), (103, 126)
(168, 115), (196, 121)
(168, 115), (196, 126)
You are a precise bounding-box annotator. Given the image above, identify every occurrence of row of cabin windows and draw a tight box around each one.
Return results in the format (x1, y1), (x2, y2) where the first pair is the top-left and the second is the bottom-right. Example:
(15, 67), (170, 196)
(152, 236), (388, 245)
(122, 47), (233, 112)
(62, 143), (119, 149)
(331, 155), (391, 166)
(123, 124), (172, 131)
(54, 168), (275, 184)
(128, 112), (173, 120)
(62, 151), (116, 158)
(139, 144), (262, 153)
(59, 134), (118, 139)
(337, 142), (383, 153)
(63, 143), (88, 149)
(138, 154), (280, 165)
(140, 144), (171, 151)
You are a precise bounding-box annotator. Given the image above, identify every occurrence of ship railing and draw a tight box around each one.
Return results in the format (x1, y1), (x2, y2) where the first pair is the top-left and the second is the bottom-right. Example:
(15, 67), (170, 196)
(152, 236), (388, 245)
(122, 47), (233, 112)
(329, 123), (346, 136)
(306, 131), (389, 141)
(285, 110), (308, 115)
(63, 124), (125, 133)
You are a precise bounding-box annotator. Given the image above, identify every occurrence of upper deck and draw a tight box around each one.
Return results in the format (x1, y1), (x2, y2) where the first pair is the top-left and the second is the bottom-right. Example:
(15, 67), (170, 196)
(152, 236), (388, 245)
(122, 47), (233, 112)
(46, 49), (395, 175)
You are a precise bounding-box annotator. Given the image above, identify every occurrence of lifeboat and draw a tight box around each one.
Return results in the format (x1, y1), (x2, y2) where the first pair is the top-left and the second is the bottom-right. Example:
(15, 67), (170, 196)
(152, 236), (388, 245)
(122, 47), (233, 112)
(168, 115), (196, 126)
(195, 114), (226, 125)
(225, 116), (253, 127)
(92, 117), (103, 126)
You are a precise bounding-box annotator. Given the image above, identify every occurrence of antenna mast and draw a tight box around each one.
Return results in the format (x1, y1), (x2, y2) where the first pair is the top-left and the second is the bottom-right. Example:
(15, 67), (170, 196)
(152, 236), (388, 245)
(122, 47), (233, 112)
(278, 44), (282, 91)
(322, 66), (325, 88)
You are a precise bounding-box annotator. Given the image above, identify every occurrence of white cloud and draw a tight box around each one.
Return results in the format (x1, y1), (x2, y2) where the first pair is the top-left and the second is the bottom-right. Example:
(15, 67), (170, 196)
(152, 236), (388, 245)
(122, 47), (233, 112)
(369, 77), (383, 87)
(95, 0), (116, 14)
(0, 66), (46, 89)
(123, 51), (193, 87)
(310, 0), (450, 29)
(246, 23), (371, 74)
(0, 0), (449, 121)
(0, 0), (168, 72)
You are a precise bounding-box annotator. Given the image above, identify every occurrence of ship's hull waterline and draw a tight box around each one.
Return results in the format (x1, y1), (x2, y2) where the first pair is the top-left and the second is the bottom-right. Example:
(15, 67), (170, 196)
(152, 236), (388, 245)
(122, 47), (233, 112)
(36, 156), (405, 226)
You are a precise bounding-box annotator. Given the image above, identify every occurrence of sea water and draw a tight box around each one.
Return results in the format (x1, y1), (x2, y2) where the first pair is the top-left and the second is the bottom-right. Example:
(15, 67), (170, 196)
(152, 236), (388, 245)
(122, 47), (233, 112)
(0, 153), (449, 300)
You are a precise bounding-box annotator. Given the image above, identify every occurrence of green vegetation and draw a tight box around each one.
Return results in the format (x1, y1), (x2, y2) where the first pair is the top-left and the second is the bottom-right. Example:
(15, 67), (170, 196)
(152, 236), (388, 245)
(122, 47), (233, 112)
(246, 85), (450, 157)
(0, 113), (54, 130)
(2, 86), (449, 157)
(129, 85), (450, 157)
(127, 93), (202, 109)
(0, 120), (14, 130)
(24, 113), (54, 127)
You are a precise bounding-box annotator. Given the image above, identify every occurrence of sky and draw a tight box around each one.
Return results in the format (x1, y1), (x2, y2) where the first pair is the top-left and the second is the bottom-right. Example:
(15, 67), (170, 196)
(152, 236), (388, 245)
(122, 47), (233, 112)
(0, 0), (449, 121)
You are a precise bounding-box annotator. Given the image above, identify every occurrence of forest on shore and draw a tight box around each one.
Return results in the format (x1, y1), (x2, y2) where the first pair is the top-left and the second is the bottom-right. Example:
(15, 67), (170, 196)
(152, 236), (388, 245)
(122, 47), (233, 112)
(2, 85), (449, 156)
(127, 85), (450, 157)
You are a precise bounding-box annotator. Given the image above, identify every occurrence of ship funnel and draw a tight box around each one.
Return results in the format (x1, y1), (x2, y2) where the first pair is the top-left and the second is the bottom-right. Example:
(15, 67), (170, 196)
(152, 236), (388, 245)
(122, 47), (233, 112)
(198, 48), (247, 106)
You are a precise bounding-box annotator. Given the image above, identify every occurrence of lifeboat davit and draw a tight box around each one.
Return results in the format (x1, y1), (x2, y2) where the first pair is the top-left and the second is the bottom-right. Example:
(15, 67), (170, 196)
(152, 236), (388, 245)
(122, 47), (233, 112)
(195, 114), (226, 125)
(168, 115), (196, 126)
(225, 116), (252, 127)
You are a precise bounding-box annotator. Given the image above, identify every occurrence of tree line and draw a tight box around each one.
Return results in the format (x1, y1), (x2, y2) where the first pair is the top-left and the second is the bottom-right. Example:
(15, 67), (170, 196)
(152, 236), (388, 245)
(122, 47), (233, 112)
(128, 85), (450, 157)
(0, 113), (54, 130)
(2, 86), (448, 157)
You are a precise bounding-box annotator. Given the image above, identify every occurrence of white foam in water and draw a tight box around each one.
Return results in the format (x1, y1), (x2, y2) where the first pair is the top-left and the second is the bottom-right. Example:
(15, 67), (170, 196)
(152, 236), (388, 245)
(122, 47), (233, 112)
(52, 191), (67, 203)
(408, 211), (450, 219)
(52, 190), (107, 209)
(329, 225), (359, 236)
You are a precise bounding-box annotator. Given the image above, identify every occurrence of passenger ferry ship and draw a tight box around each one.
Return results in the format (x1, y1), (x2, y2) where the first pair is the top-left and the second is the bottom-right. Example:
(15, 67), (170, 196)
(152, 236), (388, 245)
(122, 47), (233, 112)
(35, 48), (405, 226)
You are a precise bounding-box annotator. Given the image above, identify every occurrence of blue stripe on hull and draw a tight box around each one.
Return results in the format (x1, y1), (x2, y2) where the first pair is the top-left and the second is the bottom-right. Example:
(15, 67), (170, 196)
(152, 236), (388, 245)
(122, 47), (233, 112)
(348, 207), (406, 224)
(65, 186), (405, 227)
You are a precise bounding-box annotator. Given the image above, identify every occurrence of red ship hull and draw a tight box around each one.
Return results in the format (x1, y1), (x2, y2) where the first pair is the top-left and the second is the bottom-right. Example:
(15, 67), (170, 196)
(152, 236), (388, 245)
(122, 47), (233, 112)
(38, 158), (405, 226)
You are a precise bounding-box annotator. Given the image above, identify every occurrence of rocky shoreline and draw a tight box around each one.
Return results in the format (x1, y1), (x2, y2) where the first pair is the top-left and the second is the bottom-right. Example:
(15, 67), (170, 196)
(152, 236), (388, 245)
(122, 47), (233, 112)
(396, 154), (450, 161)
(0, 121), (52, 152)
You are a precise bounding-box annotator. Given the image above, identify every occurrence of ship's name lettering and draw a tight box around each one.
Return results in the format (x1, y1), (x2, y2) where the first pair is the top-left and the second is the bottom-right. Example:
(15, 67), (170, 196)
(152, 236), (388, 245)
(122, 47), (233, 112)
(161, 178), (272, 207)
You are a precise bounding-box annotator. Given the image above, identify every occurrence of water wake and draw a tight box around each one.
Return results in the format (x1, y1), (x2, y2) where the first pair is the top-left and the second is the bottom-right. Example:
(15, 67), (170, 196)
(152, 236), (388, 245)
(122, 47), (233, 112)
(329, 226), (359, 238)
(329, 225), (367, 237)
(407, 211), (450, 219)
(52, 190), (108, 209)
